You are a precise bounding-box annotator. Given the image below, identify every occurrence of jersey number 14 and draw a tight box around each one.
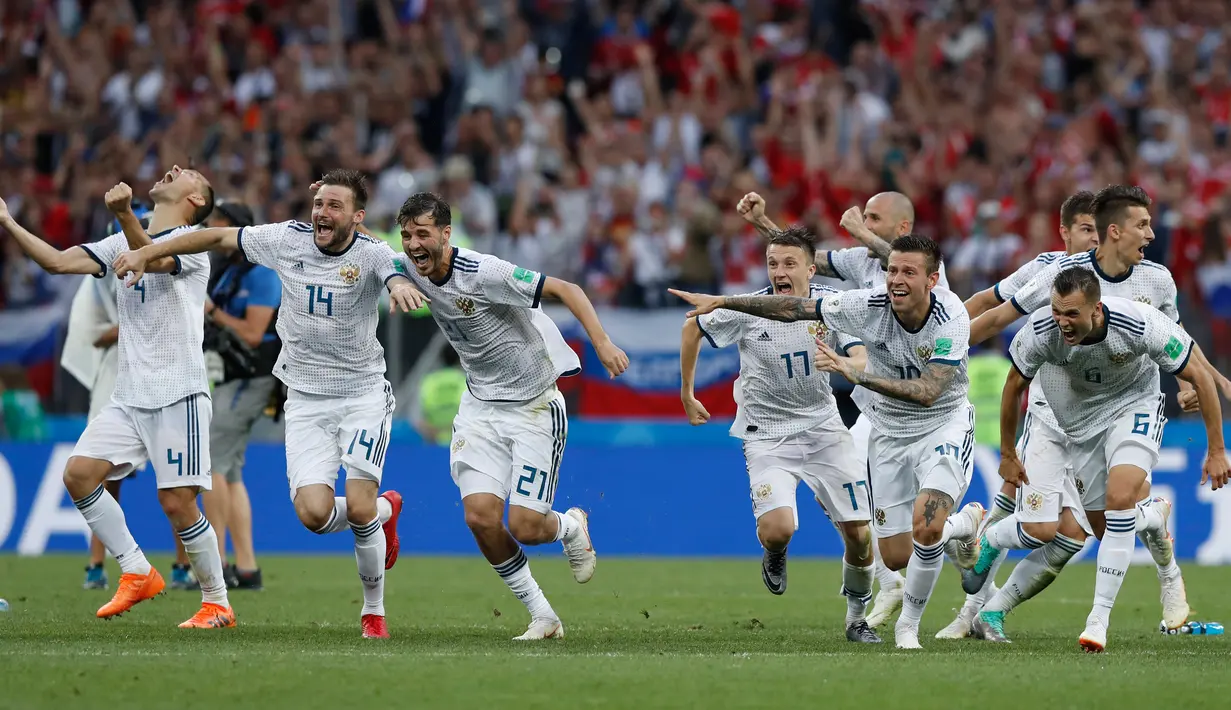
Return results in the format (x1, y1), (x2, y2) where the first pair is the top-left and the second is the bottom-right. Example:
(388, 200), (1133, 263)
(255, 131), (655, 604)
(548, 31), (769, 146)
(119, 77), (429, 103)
(305, 285), (334, 316)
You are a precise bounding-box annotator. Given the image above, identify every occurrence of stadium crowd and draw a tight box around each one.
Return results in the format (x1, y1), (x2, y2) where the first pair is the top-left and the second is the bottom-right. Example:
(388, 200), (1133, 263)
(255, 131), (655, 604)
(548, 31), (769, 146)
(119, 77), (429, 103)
(0, 0), (1228, 361)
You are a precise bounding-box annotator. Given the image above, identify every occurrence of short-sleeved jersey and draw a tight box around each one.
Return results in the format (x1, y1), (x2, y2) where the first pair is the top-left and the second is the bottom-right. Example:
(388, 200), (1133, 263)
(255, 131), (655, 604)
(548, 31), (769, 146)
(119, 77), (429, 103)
(1009, 297), (1193, 442)
(406, 247), (581, 402)
(698, 283), (863, 440)
(993, 250), (1066, 303)
(79, 225), (209, 409)
(818, 286), (971, 437)
(827, 246), (951, 291)
(237, 220), (405, 397)
(1010, 250), (1180, 322)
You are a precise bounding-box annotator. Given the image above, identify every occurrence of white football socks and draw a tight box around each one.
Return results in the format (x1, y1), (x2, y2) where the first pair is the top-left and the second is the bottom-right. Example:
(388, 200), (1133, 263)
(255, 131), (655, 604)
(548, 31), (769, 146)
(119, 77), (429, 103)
(493, 548), (557, 621)
(1091, 510), (1136, 626)
(351, 517), (386, 616)
(177, 515), (229, 606)
(73, 485), (150, 575)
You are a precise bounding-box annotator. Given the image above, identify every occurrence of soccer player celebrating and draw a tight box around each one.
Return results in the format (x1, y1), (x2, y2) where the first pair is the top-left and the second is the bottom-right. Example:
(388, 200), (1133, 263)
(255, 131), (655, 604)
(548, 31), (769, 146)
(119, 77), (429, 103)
(672, 235), (983, 649)
(678, 226), (881, 642)
(395, 192), (627, 641)
(933, 191), (1100, 638)
(112, 169), (424, 639)
(970, 267), (1228, 651)
(968, 185), (1231, 630)
(0, 170), (234, 627)
(736, 192), (952, 629)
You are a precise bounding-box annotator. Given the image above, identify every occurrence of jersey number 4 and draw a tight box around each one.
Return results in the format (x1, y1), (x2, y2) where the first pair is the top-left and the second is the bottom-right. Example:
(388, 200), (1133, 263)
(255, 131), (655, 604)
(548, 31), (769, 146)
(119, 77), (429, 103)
(305, 285), (334, 316)
(133, 279), (145, 303)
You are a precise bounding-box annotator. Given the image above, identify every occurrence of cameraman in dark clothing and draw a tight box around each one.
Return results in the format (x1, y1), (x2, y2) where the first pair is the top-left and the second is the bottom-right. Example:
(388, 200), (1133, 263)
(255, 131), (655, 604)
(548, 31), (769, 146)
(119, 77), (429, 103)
(201, 201), (281, 590)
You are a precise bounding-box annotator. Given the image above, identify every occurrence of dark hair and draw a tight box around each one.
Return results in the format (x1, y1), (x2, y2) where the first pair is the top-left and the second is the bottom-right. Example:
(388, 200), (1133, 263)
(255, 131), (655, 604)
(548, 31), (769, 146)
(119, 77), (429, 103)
(889, 234), (942, 274)
(188, 174), (215, 226)
(767, 225), (816, 262)
(1060, 190), (1095, 228)
(318, 168), (369, 211)
(1091, 185), (1150, 242)
(1053, 265), (1101, 303)
(212, 200), (254, 228)
(397, 192), (452, 229)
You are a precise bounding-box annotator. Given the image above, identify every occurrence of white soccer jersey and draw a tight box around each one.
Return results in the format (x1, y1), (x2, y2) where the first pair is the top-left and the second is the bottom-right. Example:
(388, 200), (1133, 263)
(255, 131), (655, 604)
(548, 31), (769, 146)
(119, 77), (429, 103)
(406, 247), (580, 402)
(818, 286), (971, 437)
(827, 246), (951, 290)
(79, 225), (209, 409)
(993, 250), (1066, 303)
(238, 221), (404, 397)
(1009, 297), (1193, 443)
(698, 283), (863, 440)
(1009, 250), (1180, 322)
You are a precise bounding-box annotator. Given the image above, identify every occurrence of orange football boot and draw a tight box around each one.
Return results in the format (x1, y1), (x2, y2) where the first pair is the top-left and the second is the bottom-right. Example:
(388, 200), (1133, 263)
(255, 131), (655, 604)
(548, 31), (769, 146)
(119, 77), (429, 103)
(178, 603), (236, 629)
(96, 568), (166, 619)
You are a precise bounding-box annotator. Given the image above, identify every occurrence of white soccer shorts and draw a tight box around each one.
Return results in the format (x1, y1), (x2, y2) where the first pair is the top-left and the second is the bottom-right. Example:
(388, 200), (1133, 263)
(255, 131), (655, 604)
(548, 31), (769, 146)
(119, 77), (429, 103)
(849, 412), (872, 479)
(72, 394), (211, 490)
(449, 386), (567, 515)
(1072, 394), (1165, 512)
(1014, 410), (1092, 535)
(742, 414), (870, 527)
(283, 381), (394, 496)
(866, 402), (975, 537)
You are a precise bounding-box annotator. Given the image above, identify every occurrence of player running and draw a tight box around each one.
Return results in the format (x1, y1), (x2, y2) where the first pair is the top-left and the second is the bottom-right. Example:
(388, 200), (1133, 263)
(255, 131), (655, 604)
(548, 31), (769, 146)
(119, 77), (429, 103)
(395, 192), (626, 641)
(0, 169), (234, 627)
(968, 185), (1231, 630)
(672, 235), (984, 649)
(112, 169), (424, 639)
(678, 226), (880, 643)
(970, 268), (1228, 651)
(933, 191), (1100, 638)
(736, 192), (954, 628)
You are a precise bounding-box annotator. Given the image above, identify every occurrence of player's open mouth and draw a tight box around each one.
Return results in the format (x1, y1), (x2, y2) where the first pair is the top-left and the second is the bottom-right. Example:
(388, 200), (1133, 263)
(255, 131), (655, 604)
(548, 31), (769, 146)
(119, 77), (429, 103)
(1060, 327), (1078, 343)
(773, 281), (792, 294)
(890, 288), (908, 299)
(409, 251), (430, 267)
(316, 223), (334, 238)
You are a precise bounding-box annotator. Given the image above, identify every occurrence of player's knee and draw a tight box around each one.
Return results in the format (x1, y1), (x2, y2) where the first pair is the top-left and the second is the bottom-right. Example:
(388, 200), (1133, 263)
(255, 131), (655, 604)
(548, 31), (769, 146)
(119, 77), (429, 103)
(157, 488), (200, 526)
(464, 506), (504, 537)
(295, 502), (333, 532)
(1020, 521), (1058, 543)
(881, 545), (910, 571)
(1057, 516), (1088, 543)
(911, 514), (945, 545)
(62, 457), (107, 497)
(345, 500), (378, 527)
(757, 520), (794, 550)
(837, 521), (872, 559)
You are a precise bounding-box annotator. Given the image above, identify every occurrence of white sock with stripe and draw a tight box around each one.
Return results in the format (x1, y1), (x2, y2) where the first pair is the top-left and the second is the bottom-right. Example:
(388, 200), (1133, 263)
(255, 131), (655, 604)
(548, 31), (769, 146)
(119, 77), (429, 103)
(899, 540), (945, 626)
(552, 510), (579, 543)
(377, 496), (392, 524)
(988, 492), (1015, 524)
(73, 485), (150, 575)
(178, 515), (229, 606)
(493, 548), (556, 620)
(984, 533), (1083, 614)
(351, 517), (386, 616)
(314, 498), (351, 534)
(842, 561), (874, 625)
(1091, 510), (1136, 626)
(984, 515), (1046, 551)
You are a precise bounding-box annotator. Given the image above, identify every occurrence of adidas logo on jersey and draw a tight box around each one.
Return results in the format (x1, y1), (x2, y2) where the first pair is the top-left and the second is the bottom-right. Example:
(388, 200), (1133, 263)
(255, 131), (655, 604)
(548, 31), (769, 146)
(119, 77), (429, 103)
(293, 261), (305, 270)
(757, 331), (772, 342)
(876, 343), (891, 352)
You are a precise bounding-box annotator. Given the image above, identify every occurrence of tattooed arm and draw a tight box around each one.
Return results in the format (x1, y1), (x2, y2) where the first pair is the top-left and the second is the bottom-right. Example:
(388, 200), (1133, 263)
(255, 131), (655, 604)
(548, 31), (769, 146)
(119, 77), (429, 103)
(720, 294), (822, 322)
(850, 361), (958, 407)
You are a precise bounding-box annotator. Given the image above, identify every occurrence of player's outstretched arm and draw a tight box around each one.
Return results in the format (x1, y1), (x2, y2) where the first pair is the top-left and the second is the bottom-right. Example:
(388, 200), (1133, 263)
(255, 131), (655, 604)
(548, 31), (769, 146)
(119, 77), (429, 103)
(969, 301), (1021, 345)
(679, 318), (711, 425)
(106, 185), (180, 275)
(1175, 356), (1230, 490)
(113, 228), (239, 286)
(964, 287), (1001, 319)
(998, 366), (1031, 486)
(839, 206), (892, 261)
(669, 289), (820, 322)
(541, 277), (629, 378)
(0, 197), (105, 275)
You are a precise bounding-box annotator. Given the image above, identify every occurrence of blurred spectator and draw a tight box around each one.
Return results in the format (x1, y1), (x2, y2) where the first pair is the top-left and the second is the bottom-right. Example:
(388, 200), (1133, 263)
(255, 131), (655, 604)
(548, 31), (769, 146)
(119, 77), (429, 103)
(2, 0), (1230, 380)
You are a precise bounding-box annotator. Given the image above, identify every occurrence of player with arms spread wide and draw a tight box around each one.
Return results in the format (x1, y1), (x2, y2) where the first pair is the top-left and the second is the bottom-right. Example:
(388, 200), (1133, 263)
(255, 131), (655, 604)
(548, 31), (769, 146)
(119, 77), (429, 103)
(113, 170), (425, 639)
(967, 185), (1231, 630)
(0, 169), (235, 627)
(970, 267), (1228, 651)
(395, 192), (627, 640)
(736, 191), (951, 628)
(933, 191), (1101, 637)
(678, 226), (880, 643)
(672, 235), (983, 649)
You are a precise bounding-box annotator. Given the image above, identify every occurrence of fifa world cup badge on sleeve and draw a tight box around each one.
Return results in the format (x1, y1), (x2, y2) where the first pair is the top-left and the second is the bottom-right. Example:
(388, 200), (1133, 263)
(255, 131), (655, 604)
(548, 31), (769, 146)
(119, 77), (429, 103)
(512, 267), (536, 284)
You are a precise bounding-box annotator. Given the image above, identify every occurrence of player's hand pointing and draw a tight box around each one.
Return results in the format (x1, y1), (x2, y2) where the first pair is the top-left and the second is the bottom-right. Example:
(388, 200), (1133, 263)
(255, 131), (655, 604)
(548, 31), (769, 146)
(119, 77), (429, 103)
(813, 339), (858, 383)
(669, 289), (725, 318)
(388, 281), (429, 313)
(105, 182), (133, 215)
(112, 249), (148, 288)
(998, 452), (1029, 487)
(681, 394), (710, 426)
(1202, 449), (1230, 491)
(595, 338), (629, 378)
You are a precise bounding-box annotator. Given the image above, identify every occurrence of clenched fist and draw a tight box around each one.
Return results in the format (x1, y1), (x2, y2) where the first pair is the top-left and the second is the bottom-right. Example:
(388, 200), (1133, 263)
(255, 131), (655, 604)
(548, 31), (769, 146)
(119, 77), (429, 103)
(839, 206), (865, 236)
(105, 183), (133, 215)
(737, 192), (767, 224)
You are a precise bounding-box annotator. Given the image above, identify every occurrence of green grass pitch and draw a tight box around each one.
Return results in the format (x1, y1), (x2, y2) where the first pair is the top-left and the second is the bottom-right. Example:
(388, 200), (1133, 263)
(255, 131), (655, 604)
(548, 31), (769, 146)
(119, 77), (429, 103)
(1, 555), (1228, 709)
